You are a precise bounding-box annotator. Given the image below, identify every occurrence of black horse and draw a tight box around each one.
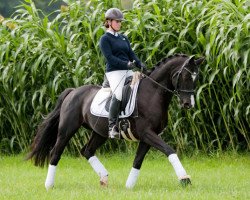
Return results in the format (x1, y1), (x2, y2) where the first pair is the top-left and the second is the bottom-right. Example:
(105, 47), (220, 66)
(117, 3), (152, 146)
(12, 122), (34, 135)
(27, 54), (204, 190)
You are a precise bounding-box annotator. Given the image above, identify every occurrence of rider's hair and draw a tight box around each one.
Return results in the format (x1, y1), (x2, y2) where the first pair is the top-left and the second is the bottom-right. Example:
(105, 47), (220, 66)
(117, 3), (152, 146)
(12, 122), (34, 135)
(104, 20), (110, 28)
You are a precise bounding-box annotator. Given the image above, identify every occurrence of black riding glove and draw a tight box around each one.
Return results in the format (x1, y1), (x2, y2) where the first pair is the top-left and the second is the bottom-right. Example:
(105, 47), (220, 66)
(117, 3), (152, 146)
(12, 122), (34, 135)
(138, 63), (152, 76)
(127, 61), (136, 69)
(139, 63), (147, 72)
(128, 61), (150, 75)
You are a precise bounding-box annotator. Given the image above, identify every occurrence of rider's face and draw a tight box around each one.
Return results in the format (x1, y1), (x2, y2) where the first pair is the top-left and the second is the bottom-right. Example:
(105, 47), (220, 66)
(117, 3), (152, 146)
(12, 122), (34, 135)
(110, 19), (121, 31)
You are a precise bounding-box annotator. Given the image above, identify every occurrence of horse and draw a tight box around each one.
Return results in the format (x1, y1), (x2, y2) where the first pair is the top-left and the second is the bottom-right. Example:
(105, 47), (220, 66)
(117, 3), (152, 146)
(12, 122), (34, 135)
(26, 54), (205, 190)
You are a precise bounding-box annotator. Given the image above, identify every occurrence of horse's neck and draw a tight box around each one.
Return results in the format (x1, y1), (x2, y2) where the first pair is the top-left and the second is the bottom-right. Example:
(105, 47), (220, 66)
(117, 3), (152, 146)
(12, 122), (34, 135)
(150, 63), (174, 91)
(142, 61), (177, 121)
(138, 79), (173, 131)
(139, 63), (174, 121)
(138, 57), (186, 129)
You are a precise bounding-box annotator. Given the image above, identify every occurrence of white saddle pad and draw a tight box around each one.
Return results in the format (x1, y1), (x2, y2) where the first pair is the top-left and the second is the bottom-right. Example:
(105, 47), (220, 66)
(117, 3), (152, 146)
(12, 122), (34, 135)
(90, 81), (140, 118)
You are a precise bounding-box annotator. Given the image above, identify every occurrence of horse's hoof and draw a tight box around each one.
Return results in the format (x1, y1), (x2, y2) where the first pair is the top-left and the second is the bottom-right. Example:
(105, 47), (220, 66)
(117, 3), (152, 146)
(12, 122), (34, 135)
(45, 184), (54, 191)
(179, 176), (191, 187)
(100, 175), (108, 187)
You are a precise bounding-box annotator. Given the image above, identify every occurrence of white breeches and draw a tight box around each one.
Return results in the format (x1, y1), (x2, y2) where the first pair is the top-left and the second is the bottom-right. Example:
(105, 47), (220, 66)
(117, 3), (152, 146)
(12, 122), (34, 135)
(105, 70), (134, 101)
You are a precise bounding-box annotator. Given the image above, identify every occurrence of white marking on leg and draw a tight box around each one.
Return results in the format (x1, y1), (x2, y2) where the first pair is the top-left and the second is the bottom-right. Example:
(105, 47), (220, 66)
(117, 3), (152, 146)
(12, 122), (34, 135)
(88, 156), (108, 184)
(168, 154), (187, 180)
(45, 164), (56, 191)
(190, 95), (195, 107)
(126, 167), (140, 189)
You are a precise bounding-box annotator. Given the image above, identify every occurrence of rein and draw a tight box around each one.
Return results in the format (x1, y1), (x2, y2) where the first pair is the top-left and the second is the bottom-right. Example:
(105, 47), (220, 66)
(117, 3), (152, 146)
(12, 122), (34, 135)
(142, 57), (196, 96)
(142, 73), (178, 95)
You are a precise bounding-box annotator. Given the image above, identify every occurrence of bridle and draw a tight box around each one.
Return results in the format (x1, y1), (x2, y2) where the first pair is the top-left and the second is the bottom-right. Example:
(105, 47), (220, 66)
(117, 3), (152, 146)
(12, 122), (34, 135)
(171, 57), (198, 95)
(142, 57), (198, 97)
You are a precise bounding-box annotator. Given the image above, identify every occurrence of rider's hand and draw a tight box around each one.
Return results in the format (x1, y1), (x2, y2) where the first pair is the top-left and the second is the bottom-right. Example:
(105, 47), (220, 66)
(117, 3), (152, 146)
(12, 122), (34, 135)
(127, 61), (136, 69)
(139, 63), (152, 76)
(140, 63), (147, 71)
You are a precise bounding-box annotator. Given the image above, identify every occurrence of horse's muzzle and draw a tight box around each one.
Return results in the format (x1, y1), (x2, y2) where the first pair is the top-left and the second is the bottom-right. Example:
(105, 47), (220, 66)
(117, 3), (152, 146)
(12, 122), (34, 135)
(181, 102), (192, 109)
(180, 94), (195, 109)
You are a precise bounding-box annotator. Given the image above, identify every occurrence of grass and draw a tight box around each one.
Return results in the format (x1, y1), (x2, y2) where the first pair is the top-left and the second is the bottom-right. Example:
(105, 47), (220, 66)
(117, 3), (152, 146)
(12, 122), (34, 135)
(0, 152), (249, 200)
(1, 0), (249, 154)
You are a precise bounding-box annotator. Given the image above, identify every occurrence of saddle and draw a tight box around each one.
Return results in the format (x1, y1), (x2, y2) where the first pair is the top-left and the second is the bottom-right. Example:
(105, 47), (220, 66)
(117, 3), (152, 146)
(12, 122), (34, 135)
(90, 72), (141, 118)
(102, 75), (133, 113)
(90, 72), (141, 141)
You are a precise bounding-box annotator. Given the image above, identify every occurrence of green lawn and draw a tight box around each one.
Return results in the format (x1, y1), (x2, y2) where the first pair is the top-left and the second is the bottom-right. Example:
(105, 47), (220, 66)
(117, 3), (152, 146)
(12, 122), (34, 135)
(0, 152), (249, 200)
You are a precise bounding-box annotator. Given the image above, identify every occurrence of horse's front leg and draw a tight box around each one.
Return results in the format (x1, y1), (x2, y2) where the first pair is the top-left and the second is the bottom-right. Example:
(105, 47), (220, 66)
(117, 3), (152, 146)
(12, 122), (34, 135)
(141, 131), (191, 186)
(126, 141), (150, 189)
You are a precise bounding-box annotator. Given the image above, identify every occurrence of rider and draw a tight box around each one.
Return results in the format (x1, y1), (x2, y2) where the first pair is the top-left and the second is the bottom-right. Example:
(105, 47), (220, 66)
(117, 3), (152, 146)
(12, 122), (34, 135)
(99, 8), (146, 138)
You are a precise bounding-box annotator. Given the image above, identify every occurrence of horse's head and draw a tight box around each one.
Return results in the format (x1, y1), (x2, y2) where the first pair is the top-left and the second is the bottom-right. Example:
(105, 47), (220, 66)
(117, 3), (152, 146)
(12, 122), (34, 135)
(172, 56), (205, 109)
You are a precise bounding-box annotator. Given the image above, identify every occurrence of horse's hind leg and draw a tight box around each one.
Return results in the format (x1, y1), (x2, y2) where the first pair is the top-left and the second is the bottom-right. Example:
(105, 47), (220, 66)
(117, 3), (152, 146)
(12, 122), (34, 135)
(126, 141), (150, 189)
(45, 112), (81, 190)
(142, 131), (191, 186)
(80, 133), (108, 186)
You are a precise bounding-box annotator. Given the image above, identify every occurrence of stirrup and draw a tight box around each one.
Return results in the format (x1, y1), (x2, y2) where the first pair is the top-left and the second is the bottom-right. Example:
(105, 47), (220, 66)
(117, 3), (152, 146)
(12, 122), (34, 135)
(109, 126), (120, 139)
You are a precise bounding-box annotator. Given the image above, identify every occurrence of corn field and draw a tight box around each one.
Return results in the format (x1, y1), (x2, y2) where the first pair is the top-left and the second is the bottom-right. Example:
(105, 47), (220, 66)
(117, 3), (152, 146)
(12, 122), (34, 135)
(0, 0), (249, 155)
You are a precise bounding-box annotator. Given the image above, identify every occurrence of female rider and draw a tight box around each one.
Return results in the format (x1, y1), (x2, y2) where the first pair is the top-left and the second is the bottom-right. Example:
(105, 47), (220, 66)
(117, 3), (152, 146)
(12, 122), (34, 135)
(99, 8), (146, 138)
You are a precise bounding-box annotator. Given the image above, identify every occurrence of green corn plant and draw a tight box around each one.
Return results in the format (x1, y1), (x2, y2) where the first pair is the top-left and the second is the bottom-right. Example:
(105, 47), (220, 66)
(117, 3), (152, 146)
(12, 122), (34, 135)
(0, 0), (249, 155)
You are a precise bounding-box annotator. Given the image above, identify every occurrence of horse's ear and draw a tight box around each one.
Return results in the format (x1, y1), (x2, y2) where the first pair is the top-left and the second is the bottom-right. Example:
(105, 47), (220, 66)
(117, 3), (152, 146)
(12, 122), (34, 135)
(188, 55), (195, 65)
(195, 57), (205, 66)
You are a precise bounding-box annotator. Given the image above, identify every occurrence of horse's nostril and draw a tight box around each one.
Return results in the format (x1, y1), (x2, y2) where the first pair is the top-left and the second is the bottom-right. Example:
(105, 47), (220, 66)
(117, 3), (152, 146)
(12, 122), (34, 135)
(184, 103), (190, 109)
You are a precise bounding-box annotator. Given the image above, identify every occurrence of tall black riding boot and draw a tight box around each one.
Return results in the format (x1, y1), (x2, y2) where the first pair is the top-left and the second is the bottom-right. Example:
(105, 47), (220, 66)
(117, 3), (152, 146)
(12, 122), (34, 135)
(108, 96), (121, 138)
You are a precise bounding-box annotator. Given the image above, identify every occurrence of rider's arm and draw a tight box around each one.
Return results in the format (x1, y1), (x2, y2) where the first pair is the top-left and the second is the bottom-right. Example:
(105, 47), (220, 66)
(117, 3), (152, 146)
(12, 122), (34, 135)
(99, 36), (128, 68)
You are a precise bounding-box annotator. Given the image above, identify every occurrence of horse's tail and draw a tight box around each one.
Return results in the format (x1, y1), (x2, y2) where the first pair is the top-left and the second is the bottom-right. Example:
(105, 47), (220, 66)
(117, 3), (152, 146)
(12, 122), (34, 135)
(26, 88), (74, 167)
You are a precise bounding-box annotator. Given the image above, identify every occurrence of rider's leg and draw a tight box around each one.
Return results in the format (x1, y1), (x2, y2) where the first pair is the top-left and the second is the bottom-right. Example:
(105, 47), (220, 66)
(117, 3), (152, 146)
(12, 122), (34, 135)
(106, 70), (128, 138)
(108, 95), (121, 138)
